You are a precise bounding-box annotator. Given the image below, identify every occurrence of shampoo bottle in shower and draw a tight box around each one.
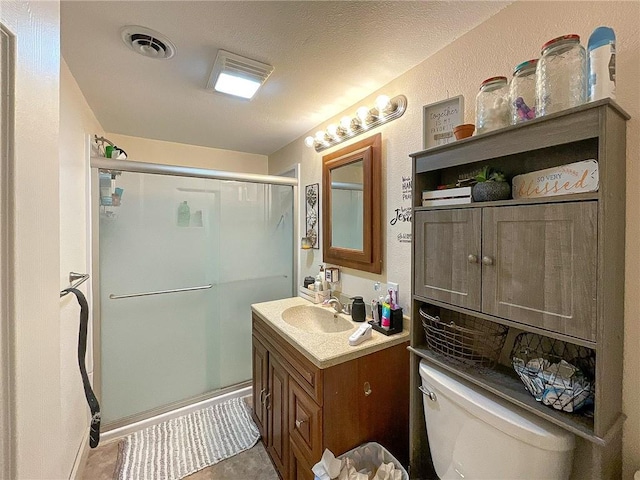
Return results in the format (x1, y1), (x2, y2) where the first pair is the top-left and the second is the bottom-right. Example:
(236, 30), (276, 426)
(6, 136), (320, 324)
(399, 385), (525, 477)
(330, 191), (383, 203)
(177, 201), (190, 227)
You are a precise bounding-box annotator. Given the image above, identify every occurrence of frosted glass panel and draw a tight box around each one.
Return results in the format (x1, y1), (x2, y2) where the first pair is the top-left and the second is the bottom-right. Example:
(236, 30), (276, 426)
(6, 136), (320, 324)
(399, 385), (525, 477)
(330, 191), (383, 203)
(99, 171), (293, 424)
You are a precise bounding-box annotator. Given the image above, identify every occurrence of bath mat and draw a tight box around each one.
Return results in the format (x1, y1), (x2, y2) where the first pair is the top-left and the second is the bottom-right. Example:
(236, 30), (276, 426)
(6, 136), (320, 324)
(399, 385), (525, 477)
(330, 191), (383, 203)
(116, 397), (260, 480)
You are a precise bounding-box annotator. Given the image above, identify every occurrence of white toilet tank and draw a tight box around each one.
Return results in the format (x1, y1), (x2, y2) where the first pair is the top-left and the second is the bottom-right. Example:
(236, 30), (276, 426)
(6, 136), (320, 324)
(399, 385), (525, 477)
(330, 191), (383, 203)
(419, 360), (575, 479)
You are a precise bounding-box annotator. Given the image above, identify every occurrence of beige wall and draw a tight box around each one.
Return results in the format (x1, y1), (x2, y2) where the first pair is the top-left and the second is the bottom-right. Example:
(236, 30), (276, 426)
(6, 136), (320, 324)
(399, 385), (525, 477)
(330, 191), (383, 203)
(269, 1), (640, 477)
(1, 1), (64, 478)
(106, 133), (268, 174)
(59, 59), (104, 478)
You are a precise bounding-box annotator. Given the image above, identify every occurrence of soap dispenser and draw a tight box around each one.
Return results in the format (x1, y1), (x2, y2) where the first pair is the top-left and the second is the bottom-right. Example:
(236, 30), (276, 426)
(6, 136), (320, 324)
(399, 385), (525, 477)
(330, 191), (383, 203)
(314, 265), (324, 292)
(351, 296), (366, 322)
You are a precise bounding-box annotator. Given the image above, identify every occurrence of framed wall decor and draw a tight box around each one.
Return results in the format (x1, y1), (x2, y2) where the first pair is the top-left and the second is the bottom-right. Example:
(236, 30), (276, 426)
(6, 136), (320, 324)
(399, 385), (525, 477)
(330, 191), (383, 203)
(305, 183), (319, 249)
(422, 95), (464, 149)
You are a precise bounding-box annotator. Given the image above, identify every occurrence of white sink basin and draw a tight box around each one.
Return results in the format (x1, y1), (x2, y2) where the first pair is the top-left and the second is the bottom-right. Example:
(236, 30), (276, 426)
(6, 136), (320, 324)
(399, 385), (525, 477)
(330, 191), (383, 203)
(281, 305), (353, 333)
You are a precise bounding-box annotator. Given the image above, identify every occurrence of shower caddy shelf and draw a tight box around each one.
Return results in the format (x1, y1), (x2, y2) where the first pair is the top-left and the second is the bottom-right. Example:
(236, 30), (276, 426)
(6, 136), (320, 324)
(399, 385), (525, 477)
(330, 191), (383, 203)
(408, 99), (629, 480)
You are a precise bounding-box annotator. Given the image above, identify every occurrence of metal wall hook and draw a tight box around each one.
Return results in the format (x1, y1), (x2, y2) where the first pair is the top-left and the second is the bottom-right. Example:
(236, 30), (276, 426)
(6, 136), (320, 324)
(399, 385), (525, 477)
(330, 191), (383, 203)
(60, 272), (90, 297)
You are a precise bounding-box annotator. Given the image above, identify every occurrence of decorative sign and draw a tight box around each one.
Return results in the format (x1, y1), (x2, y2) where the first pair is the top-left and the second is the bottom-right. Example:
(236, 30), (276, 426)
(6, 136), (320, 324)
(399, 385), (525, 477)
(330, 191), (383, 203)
(422, 95), (464, 149)
(305, 183), (319, 248)
(392, 175), (412, 244)
(512, 160), (599, 199)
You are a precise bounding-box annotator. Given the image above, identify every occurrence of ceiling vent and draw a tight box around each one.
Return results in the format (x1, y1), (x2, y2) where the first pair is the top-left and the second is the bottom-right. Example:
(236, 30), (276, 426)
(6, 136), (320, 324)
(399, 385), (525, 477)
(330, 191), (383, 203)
(206, 50), (274, 100)
(120, 26), (176, 60)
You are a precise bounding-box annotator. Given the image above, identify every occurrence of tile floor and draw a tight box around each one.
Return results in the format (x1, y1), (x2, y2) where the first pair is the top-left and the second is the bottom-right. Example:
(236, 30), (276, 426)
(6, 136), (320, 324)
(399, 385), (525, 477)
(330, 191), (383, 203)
(82, 398), (278, 480)
(82, 438), (278, 480)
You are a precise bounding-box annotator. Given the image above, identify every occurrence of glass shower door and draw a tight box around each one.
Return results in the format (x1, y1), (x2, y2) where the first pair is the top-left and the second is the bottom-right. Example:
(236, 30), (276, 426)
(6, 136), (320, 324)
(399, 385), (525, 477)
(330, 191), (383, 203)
(98, 170), (293, 425)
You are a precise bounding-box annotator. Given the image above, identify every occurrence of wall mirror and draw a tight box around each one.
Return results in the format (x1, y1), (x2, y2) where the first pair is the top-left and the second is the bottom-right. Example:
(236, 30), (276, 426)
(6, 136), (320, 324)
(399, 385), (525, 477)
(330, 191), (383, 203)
(322, 133), (381, 273)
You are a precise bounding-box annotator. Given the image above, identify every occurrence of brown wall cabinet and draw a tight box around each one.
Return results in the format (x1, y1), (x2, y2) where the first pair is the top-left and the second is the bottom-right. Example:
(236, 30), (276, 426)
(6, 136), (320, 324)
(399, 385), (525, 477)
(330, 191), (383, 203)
(409, 100), (629, 479)
(252, 313), (410, 479)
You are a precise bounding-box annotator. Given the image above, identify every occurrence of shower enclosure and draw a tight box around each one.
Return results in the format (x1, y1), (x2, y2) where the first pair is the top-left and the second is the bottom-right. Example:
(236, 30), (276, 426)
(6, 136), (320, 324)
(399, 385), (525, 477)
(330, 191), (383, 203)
(91, 158), (296, 428)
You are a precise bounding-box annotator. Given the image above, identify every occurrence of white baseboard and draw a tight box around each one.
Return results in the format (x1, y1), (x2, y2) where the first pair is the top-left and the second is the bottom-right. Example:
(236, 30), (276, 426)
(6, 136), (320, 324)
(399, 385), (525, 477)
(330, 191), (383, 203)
(100, 386), (252, 444)
(68, 431), (90, 480)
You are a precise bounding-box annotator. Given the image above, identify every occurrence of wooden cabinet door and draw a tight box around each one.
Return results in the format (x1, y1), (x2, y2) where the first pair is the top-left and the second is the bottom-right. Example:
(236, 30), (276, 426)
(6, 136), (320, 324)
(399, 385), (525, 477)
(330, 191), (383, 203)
(252, 335), (268, 440)
(482, 202), (597, 341)
(289, 439), (315, 480)
(414, 209), (482, 310)
(289, 379), (322, 465)
(267, 354), (289, 479)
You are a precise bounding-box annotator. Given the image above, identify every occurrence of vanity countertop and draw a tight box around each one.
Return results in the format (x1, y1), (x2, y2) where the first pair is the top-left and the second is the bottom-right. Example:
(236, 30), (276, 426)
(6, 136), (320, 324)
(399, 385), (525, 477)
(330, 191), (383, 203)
(251, 296), (409, 369)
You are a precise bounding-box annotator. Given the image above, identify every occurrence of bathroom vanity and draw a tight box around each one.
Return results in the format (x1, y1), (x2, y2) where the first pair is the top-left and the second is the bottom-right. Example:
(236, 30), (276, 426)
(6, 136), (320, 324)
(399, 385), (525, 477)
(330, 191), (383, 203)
(409, 99), (629, 479)
(251, 297), (410, 480)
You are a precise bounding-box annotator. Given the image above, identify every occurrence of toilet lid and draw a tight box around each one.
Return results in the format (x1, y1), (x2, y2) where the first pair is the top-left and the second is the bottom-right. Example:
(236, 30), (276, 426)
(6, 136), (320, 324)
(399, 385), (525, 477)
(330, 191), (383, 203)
(419, 360), (575, 451)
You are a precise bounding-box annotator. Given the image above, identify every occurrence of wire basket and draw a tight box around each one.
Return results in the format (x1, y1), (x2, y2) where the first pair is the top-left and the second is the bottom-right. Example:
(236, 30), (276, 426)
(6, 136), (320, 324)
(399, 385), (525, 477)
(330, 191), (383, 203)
(419, 305), (508, 368)
(511, 332), (595, 414)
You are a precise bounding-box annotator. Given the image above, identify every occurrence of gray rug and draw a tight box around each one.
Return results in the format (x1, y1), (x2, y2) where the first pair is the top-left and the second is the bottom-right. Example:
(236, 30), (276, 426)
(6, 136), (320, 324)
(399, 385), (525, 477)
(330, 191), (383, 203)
(117, 397), (260, 480)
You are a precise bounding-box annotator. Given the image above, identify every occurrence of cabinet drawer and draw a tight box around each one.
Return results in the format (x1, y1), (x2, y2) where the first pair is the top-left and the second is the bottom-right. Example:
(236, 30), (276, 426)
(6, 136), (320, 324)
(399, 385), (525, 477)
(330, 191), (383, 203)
(414, 209), (482, 310)
(482, 202), (597, 341)
(289, 439), (315, 480)
(289, 379), (322, 465)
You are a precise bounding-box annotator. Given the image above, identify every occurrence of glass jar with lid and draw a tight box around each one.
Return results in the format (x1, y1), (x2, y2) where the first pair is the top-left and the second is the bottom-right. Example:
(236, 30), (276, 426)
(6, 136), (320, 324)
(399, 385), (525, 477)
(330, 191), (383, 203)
(475, 76), (510, 135)
(536, 34), (586, 117)
(510, 59), (538, 124)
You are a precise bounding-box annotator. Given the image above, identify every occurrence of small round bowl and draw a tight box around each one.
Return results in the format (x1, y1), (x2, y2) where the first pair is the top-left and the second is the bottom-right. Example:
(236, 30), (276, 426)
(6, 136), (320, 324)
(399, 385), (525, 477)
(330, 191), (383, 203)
(453, 123), (475, 140)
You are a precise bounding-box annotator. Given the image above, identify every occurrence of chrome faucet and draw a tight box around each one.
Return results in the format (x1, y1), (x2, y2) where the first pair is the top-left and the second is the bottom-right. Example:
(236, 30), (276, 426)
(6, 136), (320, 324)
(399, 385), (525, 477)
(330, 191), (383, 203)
(327, 297), (343, 314)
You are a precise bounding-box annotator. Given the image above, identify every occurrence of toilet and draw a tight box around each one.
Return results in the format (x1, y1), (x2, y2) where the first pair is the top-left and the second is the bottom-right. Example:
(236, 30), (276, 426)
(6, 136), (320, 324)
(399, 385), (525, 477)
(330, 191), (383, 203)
(419, 360), (575, 479)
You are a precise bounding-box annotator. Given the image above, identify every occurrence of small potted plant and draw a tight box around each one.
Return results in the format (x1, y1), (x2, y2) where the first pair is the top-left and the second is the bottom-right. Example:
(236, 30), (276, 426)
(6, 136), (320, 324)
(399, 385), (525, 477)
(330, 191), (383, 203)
(472, 166), (511, 202)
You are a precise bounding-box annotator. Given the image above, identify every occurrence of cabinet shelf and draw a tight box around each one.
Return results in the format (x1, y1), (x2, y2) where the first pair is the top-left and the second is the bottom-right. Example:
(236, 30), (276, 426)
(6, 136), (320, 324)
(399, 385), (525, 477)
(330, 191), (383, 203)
(409, 100), (628, 478)
(410, 99), (629, 174)
(414, 192), (598, 211)
(414, 296), (597, 350)
(408, 345), (605, 444)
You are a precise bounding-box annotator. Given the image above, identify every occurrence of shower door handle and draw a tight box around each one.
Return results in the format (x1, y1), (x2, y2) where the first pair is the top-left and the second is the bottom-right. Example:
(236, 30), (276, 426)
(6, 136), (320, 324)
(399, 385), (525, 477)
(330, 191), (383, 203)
(109, 284), (213, 299)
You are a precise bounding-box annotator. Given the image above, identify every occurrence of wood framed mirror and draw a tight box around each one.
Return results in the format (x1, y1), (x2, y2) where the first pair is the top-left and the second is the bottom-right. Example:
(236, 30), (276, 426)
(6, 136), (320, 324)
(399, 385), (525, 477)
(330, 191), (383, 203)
(322, 133), (382, 274)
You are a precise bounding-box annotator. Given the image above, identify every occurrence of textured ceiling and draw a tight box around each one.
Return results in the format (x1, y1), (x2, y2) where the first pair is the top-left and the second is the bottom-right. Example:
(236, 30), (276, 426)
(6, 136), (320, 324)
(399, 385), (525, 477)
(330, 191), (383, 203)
(61, 1), (510, 156)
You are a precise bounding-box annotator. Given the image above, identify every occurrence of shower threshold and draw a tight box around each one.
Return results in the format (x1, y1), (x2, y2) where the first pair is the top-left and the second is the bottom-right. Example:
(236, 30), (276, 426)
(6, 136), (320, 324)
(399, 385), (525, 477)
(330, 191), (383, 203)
(100, 380), (252, 443)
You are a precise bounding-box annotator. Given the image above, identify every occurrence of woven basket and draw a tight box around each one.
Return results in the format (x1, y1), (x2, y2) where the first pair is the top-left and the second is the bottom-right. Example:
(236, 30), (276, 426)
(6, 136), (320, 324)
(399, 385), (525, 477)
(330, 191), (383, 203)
(419, 305), (508, 368)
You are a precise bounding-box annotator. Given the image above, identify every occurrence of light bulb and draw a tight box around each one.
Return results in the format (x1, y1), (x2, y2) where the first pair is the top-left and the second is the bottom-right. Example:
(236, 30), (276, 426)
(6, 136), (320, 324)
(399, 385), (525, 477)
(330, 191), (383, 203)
(327, 124), (339, 138)
(340, 116), (353, 131)
(304, 136), (315, 148)
(375, 95), (391, 115)
(315, 131), (327, 143)
(356, 106), (370, 124)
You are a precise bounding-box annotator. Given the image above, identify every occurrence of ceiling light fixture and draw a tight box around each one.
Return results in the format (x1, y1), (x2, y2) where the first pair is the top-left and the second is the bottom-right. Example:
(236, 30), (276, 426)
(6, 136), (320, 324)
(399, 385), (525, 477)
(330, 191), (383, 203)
(206, 50), (274, 100)
(304, 94), (407, 152)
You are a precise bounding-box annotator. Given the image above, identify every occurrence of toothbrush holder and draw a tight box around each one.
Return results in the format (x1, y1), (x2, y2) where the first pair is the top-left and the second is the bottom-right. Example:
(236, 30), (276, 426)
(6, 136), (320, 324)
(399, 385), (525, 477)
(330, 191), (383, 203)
(370, 305), (403, 335)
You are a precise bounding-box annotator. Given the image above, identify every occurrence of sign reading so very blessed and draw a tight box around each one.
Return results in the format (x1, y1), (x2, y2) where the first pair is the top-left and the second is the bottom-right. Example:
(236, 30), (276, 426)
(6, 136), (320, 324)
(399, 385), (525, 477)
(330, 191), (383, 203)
(512, 160), (599, 199)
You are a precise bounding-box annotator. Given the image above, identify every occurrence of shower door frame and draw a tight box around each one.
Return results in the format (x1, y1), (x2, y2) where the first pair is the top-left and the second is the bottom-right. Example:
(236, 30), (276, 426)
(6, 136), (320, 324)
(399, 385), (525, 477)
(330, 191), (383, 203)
(90, 157), (299, 430)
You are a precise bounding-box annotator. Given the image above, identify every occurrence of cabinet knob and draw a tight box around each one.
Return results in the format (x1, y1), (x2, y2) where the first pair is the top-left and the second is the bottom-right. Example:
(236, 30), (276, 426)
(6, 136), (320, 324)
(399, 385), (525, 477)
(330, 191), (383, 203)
(467, 254), (478, 264)
(482, 256), (494, 266)
(295, 419), (306, 429)
(364, 381), (372, 396)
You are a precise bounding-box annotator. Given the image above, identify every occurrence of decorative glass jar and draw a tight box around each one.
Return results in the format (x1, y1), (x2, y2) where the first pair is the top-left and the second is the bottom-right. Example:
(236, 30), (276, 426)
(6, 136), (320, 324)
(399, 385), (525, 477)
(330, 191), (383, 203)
(475, 76), (510, 135)
(536, 34), (586, 117)
(510, 59), (538, 124)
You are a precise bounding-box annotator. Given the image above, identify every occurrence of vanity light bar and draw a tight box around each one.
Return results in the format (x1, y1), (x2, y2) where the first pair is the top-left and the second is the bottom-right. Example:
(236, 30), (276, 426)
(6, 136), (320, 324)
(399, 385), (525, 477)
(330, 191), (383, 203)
(305, 95), (407, 152)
